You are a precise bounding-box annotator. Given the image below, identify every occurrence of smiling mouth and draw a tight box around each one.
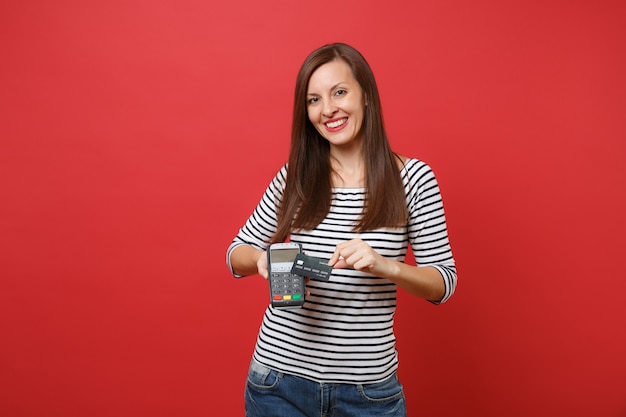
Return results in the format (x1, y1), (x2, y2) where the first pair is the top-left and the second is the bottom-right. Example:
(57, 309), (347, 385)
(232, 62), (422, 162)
(325, 118), (347, 129)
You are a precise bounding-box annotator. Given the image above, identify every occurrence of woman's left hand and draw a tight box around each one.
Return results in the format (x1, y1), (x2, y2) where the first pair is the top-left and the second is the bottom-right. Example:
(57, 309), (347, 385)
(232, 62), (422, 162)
(328, 238), (393, 277)
(328, 238), (445, 301)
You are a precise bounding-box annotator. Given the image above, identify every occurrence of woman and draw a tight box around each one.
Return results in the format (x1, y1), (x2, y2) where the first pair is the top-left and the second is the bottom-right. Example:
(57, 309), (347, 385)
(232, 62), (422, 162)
(226, 43), (457, 417)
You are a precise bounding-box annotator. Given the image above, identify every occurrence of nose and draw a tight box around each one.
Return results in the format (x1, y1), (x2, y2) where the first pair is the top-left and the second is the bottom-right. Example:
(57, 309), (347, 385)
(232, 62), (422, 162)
(322, 101), (338, 118)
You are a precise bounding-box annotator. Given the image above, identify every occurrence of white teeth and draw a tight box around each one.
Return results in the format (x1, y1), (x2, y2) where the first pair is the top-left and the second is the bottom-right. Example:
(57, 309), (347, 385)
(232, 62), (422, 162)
(326, 118), (347, 128)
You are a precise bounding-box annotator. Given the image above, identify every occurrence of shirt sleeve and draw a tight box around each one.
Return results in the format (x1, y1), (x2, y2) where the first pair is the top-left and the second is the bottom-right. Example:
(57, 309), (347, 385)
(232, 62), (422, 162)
(404, 159), (457, 304)
(225, 165), (287, 277)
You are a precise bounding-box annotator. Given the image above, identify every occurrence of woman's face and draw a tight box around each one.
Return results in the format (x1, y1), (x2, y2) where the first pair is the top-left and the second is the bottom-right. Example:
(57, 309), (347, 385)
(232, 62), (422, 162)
(306, 59), (366, 148)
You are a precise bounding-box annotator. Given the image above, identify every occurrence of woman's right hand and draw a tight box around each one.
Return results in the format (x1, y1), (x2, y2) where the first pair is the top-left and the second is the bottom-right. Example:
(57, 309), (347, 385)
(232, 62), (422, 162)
(256, 250), (269, 279)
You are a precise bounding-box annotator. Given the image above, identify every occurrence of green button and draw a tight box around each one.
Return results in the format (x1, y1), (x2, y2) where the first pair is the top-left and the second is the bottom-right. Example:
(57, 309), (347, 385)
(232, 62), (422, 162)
(292, 294), (302, 300)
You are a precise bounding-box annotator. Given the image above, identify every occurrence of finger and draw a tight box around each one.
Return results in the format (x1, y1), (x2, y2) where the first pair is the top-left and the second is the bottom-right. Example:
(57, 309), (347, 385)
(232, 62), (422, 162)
(332, 259), (348, 269)
(328, 250), (340, 266)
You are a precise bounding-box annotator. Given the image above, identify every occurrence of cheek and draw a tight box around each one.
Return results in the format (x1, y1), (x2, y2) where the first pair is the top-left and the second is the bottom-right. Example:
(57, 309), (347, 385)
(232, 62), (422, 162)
(350, 104), (364, 124)
(307, 107), (317, 123)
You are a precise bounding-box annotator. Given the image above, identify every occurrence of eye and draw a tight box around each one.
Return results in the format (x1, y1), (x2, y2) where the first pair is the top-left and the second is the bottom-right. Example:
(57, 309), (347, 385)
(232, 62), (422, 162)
(307, 96), (319, 105)
(335, 89), (347, 97)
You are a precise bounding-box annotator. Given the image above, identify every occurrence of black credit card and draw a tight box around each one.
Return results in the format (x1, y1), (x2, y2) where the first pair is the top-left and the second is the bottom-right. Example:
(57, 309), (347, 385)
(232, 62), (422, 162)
(291, 254), (332, 281)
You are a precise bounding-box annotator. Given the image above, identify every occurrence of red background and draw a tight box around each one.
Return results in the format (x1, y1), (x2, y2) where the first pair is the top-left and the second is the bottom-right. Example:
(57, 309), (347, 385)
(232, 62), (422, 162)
(1, 1), (625, 416)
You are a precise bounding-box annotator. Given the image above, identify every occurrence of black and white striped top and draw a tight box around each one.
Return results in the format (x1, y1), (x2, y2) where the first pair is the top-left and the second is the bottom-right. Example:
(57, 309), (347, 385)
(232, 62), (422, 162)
(226, 158), (457, 383)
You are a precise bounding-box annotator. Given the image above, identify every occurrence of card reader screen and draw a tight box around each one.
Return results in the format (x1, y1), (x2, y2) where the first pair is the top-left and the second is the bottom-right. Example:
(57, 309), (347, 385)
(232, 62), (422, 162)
(271, 248), (300, 263)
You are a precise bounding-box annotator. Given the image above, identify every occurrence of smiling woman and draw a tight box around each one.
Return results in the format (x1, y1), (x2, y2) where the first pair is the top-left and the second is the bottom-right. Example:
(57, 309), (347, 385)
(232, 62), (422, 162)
(2, 1), (623, 415)
(226, 42), (457, 417)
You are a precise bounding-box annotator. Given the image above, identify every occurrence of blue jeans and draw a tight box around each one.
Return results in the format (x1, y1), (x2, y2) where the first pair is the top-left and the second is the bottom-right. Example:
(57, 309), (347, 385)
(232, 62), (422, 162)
(245, 360), (407, 417)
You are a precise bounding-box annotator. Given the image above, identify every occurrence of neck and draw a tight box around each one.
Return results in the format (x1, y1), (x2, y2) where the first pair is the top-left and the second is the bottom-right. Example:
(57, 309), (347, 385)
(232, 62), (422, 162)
(330, 150), (365, 188)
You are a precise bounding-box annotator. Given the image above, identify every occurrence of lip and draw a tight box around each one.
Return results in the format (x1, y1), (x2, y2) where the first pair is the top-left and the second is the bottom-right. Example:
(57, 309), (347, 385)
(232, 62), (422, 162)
(324, 117), (348, 132)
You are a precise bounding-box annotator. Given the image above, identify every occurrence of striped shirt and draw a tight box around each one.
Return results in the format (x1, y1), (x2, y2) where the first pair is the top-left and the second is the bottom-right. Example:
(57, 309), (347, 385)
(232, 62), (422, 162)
(226, 158), (457, 384)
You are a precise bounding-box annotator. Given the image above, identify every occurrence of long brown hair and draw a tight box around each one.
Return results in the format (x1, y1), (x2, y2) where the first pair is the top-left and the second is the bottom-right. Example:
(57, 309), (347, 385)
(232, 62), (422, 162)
(272, 43), (408, 243)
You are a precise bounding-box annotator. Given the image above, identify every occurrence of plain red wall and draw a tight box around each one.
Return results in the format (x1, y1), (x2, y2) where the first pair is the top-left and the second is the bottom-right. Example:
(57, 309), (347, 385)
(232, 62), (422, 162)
(1, 1), (624, 416)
